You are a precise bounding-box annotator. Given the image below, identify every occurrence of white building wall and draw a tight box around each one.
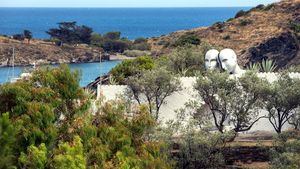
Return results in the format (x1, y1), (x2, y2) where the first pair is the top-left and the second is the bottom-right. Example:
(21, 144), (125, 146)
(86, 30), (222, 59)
(97, 73), (300, 133)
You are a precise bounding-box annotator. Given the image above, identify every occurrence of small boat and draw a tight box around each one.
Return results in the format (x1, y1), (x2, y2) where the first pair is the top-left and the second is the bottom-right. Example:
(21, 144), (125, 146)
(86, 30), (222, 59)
(8, 47), (34, 83)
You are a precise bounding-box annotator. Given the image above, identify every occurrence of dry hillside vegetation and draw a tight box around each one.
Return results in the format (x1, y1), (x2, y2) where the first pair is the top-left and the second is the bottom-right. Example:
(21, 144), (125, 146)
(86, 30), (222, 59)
(149, 0), (300, 68)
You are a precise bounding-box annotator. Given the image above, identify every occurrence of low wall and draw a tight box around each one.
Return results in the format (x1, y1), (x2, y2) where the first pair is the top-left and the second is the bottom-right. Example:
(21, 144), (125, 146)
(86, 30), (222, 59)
(97, 72), (300, 132)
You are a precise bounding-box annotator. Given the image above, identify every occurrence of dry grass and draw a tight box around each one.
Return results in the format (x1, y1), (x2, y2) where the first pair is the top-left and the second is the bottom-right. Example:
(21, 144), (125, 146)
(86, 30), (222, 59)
(233, 161), (270, 169)
(227, 140), (273, 147)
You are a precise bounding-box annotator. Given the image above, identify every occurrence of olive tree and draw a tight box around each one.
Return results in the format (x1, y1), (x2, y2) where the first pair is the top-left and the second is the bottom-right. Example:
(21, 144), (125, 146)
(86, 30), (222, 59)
(164, 44), (212, 76)
(289, 108), (300, 130)
(194, 71), (267, 134)
(126, 67), (181, 120)
(262, 73), (300, 133)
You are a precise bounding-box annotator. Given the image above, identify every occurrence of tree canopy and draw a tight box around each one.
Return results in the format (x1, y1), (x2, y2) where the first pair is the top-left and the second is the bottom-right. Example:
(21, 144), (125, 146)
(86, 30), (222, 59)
(194, 71), (268, 134)
(47, 21), (93, 45)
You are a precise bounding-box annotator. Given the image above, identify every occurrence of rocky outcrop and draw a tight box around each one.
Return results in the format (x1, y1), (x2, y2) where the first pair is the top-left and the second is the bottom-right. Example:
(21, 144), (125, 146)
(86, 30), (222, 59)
(0, 38), (109, 67)
(244, 32), (300, 68)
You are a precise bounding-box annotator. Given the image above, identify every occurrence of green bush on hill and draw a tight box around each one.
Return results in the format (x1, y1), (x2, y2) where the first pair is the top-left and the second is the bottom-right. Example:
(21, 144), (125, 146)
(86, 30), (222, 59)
(172, 33), (201, 47)
(239, 19), (253, 26)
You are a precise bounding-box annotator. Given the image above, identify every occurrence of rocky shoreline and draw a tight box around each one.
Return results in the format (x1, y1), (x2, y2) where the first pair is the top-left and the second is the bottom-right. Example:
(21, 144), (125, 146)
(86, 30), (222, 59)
(0, 37), (113, 67)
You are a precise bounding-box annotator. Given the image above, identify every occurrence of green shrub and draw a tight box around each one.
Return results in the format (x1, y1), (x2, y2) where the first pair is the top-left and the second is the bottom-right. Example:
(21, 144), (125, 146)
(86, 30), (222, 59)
(290, 21), (300, 33)
(19, 144), (48, 169)
(0, 113), (17, 169)
(164, 44), (211, 76)
(110, 56), (155, 84)
(82, 100), (172, 169)
(131, 42), (151, 51)
(134, 37), (147, 44)
(270, 132), (300, 169)
(239, 19), (253, 26)
(51, 136), (86, 169)
(172, 33), (201, 47)
(213, 21), (225, 30)
(154, 110), (228, 169)
(90, 33), (104, 47)
(102, 39), (130, 53)
(91, 32), (135, 52)
(223, 35), (231, 40)
(103, 31), (121, 40)
(172, 130), (226, 169)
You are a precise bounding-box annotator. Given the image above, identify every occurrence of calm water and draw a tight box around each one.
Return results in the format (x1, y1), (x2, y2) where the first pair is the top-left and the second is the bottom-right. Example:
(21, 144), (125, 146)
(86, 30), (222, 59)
(0, 7), (250, 39)
(0, 61), (120, 86)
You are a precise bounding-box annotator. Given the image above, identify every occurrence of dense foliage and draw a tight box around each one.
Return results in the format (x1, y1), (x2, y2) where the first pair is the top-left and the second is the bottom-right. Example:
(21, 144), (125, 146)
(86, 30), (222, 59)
(171, 33), (201, 47)
(91, 32), (150, 53)
(47, 22), (93, 45)
(0, 65), (171, 169)
(270, 131), (300, 169)
(110, 56), (155, 84)
(163, 44), (211, 76)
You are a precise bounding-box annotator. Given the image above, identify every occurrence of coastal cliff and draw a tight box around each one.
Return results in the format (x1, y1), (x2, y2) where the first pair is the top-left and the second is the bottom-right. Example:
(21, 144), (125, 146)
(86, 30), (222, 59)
(148, 0), (300, 68)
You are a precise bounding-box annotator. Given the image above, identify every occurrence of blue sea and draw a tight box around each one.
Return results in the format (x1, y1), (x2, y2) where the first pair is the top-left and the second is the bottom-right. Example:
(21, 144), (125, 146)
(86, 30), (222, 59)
(0, 7), (250, 86)
(0, 7), (249, 39)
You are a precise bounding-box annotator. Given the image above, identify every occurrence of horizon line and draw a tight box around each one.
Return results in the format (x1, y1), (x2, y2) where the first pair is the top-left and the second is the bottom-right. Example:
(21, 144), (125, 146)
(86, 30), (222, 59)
(0, 6), (253, 8)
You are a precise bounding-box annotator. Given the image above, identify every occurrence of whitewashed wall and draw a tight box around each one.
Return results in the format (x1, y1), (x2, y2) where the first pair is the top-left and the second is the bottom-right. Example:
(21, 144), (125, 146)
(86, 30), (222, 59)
(97, 72), (300, 133)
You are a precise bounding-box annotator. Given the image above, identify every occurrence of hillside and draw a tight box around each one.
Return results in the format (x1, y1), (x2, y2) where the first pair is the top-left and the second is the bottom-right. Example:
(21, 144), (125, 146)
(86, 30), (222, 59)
(148, 0), (300, 68)
(0, 37), (107, 67)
